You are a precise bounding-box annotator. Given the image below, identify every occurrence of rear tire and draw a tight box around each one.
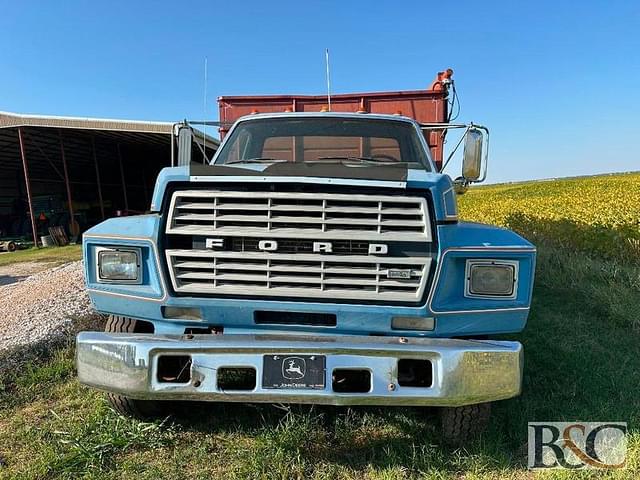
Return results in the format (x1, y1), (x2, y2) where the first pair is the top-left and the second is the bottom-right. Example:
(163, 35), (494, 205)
(440, 402), (491, 446)
(104, 315), (164, 420)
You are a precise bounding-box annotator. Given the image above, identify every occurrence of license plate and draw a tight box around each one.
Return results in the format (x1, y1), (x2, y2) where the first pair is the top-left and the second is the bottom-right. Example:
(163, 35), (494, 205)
(262, 354), (326, 389)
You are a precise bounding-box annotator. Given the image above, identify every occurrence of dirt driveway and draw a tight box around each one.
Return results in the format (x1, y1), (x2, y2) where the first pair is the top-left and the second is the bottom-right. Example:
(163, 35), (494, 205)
(0, 260), (94, 356)
(0, 260), (58, 286)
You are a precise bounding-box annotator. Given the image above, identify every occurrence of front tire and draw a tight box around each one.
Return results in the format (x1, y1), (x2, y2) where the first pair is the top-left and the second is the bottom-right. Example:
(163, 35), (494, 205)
(104, 315), (164, 420)
(439, 402), (491, 446)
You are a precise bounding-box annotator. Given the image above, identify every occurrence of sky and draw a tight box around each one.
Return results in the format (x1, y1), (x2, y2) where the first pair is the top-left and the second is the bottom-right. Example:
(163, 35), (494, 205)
(1, 0), (638, 183)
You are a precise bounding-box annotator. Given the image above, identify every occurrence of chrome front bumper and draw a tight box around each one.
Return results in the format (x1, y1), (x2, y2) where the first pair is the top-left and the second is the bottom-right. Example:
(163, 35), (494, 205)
(76, 332), (523, 407)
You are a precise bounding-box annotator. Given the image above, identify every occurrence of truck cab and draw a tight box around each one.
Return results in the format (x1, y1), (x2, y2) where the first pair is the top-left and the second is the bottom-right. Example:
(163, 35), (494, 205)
(77, 83), (536, 445)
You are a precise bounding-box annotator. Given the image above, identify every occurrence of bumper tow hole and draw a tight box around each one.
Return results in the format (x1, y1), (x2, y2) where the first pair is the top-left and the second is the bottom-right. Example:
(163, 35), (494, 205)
(183, 326), (223, 335)
(157, 355), (192, 383)
(332, 369), (371, 393)
(217, 367), (257, 391)
(254, 311), (337, 327)
(397, 359), (433, 387)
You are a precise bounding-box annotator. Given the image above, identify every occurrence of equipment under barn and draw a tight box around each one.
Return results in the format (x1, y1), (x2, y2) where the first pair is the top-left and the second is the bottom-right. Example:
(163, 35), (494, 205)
(0, 111), (217, 247)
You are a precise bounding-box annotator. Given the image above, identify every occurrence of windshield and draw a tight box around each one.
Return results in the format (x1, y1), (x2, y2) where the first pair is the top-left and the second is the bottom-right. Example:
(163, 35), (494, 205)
(213, 117), (431, 170)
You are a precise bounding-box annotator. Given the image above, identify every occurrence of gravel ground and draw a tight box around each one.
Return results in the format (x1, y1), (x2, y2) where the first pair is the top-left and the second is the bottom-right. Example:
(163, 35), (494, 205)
(0, 260), (57, 286)
(0, 261), (95, 356)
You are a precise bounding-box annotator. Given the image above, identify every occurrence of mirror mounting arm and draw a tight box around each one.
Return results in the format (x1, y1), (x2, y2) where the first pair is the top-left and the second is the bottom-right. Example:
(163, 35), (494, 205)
(452, 176), (470, 195)
(419, 123), (490, 181)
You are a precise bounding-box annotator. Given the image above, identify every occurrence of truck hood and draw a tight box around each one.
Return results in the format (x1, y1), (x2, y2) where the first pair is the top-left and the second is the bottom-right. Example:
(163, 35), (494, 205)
(189, 162), (410, 182)
(150, 165), (458, 222)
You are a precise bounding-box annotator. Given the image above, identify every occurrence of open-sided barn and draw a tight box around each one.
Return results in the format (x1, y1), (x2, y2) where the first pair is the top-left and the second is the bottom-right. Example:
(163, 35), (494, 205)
(0, 111), (217, 247)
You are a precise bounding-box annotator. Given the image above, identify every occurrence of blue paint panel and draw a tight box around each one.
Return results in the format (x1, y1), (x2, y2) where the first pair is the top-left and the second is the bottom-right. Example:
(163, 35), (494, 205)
(443, 186), (458, 218)
(85, 177), (536, 338)
(429, 222), (536, 316)
(437, 221), (535, 249)
(407, 170), (456, 221)
(89, 290), (529, 337)
(148, 166), (458, 221)
(430, 249), (535, 312)
(430, 309), (529, 337)
(83, 214), (165, 300)
(90, 291), (428, 335)
(150, 166), (189, 212)
(85, 214), (161, 238)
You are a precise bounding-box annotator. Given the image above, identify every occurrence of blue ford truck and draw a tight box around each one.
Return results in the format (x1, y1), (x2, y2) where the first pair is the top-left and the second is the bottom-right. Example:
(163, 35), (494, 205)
(77, 109), (536, 444)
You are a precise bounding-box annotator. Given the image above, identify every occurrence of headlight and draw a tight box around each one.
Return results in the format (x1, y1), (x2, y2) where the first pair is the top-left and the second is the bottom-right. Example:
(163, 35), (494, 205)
(97, 247), (141, 283)
(465, 260), (517, 298)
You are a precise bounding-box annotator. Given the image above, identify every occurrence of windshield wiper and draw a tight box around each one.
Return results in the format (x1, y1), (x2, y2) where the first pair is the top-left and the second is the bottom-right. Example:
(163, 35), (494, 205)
(225, 157), (289, 165)
(313, 156), (405, 165)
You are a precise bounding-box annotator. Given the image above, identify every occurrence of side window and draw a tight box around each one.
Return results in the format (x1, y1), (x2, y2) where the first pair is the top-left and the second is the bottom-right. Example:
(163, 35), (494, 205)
(225, 130), (251, 162)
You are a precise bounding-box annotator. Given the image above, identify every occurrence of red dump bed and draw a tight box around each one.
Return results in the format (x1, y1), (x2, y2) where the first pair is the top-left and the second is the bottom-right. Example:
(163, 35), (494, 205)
(218, 70), (452, 170)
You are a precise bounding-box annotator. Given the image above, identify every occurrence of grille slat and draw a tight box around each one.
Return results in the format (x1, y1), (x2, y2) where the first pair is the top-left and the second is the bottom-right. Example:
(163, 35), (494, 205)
(167, 190), (430, 241)
(177, 202), (216, 210)
(166, 249), (430, 302)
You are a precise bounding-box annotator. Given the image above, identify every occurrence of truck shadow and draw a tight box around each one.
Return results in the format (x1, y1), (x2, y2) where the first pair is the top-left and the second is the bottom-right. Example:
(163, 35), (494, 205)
(156, 242), (640, 472)
(503, 212), (640, 264)
(163, 400), (530, 471)
(167, 402), (462, 468)
(0, 274), (28, 286)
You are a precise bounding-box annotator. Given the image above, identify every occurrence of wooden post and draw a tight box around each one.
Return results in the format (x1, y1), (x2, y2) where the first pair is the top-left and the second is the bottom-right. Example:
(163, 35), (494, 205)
(92, 136), (105, 219)
(117, 143), (129, 211)
(17, 127), (39, 247)
(59, 130), (77, 236)
(141, 167), (149, 206)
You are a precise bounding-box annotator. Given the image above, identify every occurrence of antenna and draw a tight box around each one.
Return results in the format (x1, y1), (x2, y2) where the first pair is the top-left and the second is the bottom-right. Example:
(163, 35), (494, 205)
(325, 48), (331, 111)
(203, 57), (208, 164)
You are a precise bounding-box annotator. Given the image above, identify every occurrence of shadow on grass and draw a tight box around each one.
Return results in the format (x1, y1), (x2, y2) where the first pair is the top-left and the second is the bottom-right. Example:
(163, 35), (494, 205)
(505, 212), (640, 264)
(145, 242), (640, 474)
(161, 402), (480, 473)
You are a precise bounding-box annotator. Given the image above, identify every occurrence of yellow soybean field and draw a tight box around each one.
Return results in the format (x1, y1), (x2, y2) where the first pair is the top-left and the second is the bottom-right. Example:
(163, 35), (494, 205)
(458, 172), (640, 261)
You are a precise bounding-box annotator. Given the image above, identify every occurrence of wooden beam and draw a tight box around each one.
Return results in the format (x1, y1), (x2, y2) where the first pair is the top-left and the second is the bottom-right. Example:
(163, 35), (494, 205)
(92, 136), (105, 220)
(59, 130), (77, 237)
(117, 143), (129, 211)
(17, 127), (39, 247)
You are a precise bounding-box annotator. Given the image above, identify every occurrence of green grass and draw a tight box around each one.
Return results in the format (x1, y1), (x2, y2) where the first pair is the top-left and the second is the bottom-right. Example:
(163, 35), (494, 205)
(1, 175), (639, 478)
(0, 245), (82, 267)
(458, 172), (640, 263)
(1, 243), (638, 479)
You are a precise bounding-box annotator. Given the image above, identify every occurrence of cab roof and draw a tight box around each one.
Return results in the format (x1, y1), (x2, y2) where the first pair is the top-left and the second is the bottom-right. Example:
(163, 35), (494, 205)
(233, 111), (422, 127)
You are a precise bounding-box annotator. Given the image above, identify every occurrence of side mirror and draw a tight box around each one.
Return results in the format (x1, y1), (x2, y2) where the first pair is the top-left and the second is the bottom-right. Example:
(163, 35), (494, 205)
(177, 125), (193, 166)
(462, 128), (483, 182)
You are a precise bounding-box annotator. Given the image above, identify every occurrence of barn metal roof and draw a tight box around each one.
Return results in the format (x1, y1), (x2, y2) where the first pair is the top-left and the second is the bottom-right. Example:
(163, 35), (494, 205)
(0, 110), (174, 132)
(0, 110), (219, 146)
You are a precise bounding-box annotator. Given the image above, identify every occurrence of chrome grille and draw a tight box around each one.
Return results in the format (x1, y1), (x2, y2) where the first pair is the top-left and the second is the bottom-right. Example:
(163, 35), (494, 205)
(166, 190), (431, 241)
(166, 250), (431, 302)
